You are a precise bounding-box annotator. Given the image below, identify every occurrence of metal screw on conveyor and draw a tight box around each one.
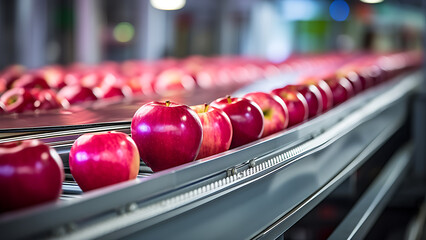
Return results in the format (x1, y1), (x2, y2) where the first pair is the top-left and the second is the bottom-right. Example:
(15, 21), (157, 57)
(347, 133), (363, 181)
(52, 222), (77, 236)
(226, 167), (237, 177)
(117, 202), (138, 215)
(248, 159), (256, 168)
(125, 202), (138, 213)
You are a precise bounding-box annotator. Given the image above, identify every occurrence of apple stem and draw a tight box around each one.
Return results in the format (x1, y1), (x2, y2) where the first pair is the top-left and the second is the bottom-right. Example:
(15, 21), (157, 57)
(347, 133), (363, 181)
(7, 95), (18, 105)
(204, 103), (209, 113)
(226, 95), (232, 104)
(165, 100), (170, 107)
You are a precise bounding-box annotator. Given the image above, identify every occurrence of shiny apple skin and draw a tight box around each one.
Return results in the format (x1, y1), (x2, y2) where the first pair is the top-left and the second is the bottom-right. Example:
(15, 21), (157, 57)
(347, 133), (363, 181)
(102, 86), (125, 99)
(153, 68), (196, 96)
(243, 92), (289, 137)
(0, 88), (36, 113)
(94, 85), (125, 99)
(1, 65), (25, 89)
(0, 140), (64, 212)
(368, 66), (384, 85)
(304, 79), (333, 111)
(191, 105), (233, 159)
(39, 66), (66, 89)
(342, 71), (363, 94)
(211, 97), (264, 148)
(57, 85), (97, 104)
(0, 102), (5, 114)
(31, 89), (63, 110)
(12, 74), (50, 89)
(271, 88), (308, 127)
(131, 101), (203, 172)
(324, 77), (354, 106)
(358, 70), (374, 90)
(69, 132), (140, 192)
(284, 84), (322, 118)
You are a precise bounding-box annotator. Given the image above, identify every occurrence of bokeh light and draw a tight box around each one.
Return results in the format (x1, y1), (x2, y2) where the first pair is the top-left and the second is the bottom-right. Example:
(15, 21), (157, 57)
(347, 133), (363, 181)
(329, 0), (350, 22)
(113, 22), (135, 43)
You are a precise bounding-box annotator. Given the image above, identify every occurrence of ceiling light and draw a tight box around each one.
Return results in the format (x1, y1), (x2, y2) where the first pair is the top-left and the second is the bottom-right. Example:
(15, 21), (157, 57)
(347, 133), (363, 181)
(150, 0), (186, 10)
(360, 0), (384, 4)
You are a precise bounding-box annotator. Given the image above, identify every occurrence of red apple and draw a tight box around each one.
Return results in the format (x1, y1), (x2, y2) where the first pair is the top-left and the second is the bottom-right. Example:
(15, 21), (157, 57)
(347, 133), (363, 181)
(357, 70), (374, 90)
(0, 102), (5, 114)
(211, 96), (264, 148)
(191, 104), (233, 159)
(195, 67), (218, 89)
(12, 74), (50, 89)
(31, 89), (63, 110)
(57, 85), (97, 105)
(0, 88), (37, 113)
(79, 73), (101, 89)
(303, 79), (333, 112)
(324, 77), (354, 106)
(341, 71), (362, 94)
(271, 88), (308, 127)
(39, 66), (66, 89)
(69, 131), (140, 192)
(243, 92), (289, 137)
(283, 84), (322, 118)
(138, 70), (158, 95)
(93, 85), (126, 99)
(0, 78), (6, 93)
(153, 68), (196, 95)
(182, 58), (203, 80)
(367, 65), (383, 85)
(228, 65), (253, 84)
(124, 76), (144, 95)
(0, 65), (25, 89)
(131, 101), (203, 172)
(63, 72), (81, 86)
(0, 140), (64, 212)
(378, 58), (397, 81)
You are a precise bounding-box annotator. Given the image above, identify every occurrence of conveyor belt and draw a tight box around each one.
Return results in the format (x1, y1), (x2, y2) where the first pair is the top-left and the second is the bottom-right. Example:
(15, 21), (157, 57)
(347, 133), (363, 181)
(0, 71), (422, 240)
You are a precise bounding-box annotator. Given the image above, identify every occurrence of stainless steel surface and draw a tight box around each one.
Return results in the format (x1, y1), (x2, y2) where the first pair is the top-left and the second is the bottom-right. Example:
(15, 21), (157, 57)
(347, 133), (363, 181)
(0, 85), (243, 133)
(0, 71), (421, 240)
(413, 95), (426, 179)
(412, 0), (426, 180)
(252, 116), (403, 240)
(0, 124), (131, 144)
(405, 199), (426, 240)
(328, 144), (413, 240)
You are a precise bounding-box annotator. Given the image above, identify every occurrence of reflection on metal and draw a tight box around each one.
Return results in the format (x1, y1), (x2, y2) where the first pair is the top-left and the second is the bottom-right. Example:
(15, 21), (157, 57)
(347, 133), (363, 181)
(253, 124), (403, 240)
(413, 96), (426, 179)
(329, 144), (412, 240)
(405, 199), (426, 240)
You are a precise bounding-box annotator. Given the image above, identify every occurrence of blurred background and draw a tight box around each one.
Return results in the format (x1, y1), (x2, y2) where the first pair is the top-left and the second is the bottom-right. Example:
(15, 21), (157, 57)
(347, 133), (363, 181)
(0, 0), (423, 70)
